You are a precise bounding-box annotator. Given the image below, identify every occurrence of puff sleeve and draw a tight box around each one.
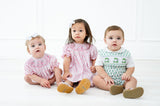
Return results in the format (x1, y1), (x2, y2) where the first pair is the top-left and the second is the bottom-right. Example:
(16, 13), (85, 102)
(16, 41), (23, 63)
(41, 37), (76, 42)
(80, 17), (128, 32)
(126, 55), (135, 68)
(50, 55), (59, 70)
(62, 44), (71, 58)
(95, 50), (104, 66)
(90, 45), (98, 60)
(24, 62), (34, 75)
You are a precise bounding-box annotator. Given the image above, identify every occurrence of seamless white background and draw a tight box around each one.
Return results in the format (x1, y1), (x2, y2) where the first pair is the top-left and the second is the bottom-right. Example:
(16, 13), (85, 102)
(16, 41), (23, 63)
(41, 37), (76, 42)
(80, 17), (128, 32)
(0, 0), (160, 106)
(0, 0), (160, 61)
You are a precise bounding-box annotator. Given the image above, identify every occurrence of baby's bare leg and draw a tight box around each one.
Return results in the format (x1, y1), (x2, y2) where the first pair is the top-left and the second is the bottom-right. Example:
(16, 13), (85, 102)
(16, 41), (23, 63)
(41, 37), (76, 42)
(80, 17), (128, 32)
(48, 76), (56, 85)
(123, 77), (144, 98)
(24, 75), (39, 85)
(124, 76), (137, 89)
(65, 80), (73, 86)
(92, 75), (110, 90)
(54, 68), (62, 86)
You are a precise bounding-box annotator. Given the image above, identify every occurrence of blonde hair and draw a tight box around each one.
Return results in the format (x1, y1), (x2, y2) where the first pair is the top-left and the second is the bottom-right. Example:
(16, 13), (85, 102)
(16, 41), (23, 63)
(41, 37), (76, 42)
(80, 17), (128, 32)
(104, 25), (124, 38)
(25, 35), (45, 53)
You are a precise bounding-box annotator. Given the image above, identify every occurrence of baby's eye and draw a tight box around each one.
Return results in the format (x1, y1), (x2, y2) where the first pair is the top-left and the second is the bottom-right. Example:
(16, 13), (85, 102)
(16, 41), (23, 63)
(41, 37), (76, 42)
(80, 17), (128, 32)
(117, 37), (121, 40)
(31, 45), (35, 47)
(73, 30), (76, 32)
(79, 30), (83, 32)
(39, 43), (42, 46)
(109, 37), (113, 39)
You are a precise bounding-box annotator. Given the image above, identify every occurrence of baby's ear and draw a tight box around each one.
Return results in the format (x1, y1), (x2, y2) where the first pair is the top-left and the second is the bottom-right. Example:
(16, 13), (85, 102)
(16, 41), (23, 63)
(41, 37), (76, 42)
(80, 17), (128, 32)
(27, 48), (31, 54)
(44, 44), (46, 50)
(104, 38), (107, 44)
(122, 39), (125, 44)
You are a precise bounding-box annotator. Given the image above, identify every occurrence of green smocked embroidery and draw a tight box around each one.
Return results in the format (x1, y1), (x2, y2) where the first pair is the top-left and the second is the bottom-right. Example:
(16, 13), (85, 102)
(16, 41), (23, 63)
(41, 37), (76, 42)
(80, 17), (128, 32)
(98, 48), (131, 85)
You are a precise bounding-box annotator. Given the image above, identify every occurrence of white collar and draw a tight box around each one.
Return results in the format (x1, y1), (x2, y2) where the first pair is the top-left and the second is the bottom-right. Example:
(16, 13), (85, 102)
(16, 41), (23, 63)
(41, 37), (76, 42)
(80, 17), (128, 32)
(105, 47), (125, 53)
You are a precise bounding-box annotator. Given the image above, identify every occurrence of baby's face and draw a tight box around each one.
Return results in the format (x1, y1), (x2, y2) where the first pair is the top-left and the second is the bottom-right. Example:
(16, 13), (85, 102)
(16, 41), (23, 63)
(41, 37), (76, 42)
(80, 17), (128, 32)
(71, 23), (86, 43)
(104, 30), (124, 51)
(28, 38), (46, 58)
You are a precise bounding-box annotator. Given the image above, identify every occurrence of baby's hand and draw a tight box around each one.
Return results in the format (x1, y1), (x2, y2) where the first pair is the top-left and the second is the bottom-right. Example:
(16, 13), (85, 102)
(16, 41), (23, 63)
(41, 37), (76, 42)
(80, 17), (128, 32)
(62, 72), (72, 80)
(104, 76), (114, 86)
(122, 73), (131, 81)
(90, 66), (96, 73)
(40, 78), (51, 88)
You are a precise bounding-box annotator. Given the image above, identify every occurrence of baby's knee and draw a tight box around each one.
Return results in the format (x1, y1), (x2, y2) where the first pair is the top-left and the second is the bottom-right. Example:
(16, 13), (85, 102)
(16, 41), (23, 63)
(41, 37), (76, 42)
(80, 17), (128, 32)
(55, 68), (62, 74)
(131, 76), (137, 83)
(92, 75), (100, 83)
(24, 75), (39, 85)
(24, 75), (30, 81)
(24, 74), (33, 84)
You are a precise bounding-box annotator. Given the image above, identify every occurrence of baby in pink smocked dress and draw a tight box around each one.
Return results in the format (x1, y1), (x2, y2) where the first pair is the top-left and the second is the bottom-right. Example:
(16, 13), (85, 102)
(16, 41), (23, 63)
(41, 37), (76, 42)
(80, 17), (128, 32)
(24, 34), (62, 88)
(57, 19), (97, 94)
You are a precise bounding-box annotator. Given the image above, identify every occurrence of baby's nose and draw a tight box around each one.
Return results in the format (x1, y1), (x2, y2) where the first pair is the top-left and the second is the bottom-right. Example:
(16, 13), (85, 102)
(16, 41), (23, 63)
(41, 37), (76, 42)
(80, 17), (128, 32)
(75, 31), (79, 34)
(113, 39), (117, 41)
(35, 45), (39, 48)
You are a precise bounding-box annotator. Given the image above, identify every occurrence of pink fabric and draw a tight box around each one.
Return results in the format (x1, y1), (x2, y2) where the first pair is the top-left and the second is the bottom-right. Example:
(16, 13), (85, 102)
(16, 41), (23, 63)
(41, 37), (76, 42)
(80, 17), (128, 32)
(24, 53), (59, 80)
(62, 43), (97, 84)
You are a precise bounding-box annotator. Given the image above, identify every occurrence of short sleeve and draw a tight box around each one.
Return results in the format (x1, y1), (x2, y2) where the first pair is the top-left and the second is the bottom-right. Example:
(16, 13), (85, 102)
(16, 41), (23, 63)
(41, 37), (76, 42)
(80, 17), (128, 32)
(24, 62), (33, 75)
(95, 50), (103, 66)
(50, 55), (59, 70)
(62, 44), (71, 58)
(126, 55), (135, 68)
(90, 45), (98, 60)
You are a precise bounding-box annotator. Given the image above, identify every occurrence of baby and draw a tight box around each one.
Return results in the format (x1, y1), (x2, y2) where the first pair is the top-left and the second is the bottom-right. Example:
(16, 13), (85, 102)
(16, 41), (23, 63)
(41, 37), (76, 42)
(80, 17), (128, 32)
(93, 25), (144, 98)
(24, 34), (62, 88)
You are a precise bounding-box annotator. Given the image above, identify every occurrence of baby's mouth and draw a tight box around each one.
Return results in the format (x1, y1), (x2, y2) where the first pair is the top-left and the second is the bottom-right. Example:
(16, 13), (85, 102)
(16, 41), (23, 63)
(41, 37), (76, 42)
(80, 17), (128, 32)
(112, 44), (117, 46)
(36, 50), (40, 52)
(75, 36), (80, 38)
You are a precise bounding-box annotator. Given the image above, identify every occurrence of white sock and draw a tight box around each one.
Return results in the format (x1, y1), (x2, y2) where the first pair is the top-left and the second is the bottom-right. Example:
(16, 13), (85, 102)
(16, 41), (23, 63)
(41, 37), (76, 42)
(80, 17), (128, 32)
(59, 82), (72, 87)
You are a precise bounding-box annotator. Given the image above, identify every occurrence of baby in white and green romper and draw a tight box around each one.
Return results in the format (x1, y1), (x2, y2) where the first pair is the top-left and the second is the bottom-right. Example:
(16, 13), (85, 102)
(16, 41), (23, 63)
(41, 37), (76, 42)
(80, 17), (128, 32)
(93, 25), (144, 99)
(97, 47), (134, 85)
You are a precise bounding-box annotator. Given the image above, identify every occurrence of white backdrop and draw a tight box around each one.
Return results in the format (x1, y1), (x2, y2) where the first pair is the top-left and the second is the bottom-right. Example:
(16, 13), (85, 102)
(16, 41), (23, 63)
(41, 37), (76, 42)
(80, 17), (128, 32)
(0, 0), (160, 61)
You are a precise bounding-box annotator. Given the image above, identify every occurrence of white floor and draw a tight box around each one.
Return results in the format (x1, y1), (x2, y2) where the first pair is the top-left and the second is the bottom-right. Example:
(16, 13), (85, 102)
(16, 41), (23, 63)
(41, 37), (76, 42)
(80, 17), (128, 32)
(0, 59), (160, 106)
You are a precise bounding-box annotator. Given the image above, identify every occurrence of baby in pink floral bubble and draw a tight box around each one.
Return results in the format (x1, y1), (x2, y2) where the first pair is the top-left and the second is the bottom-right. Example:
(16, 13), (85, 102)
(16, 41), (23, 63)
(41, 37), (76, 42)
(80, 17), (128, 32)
(24, 34), (62, 88)
(57, 19), (97, 94)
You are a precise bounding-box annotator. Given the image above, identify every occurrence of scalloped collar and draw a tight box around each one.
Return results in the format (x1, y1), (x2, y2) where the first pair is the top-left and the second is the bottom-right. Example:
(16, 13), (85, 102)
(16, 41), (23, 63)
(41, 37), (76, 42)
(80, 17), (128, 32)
(105, 47), (125, 53)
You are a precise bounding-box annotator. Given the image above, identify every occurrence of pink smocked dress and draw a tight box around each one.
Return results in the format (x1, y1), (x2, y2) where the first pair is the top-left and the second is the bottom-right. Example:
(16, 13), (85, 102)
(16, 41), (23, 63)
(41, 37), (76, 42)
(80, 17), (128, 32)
(24, 53), (59, 80)
(62, 43), (97, 84)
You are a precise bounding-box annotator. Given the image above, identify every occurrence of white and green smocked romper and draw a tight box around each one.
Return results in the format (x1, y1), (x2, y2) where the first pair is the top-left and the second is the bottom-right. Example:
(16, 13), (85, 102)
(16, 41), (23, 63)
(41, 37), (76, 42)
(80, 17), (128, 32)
(95, 47), (134, 85)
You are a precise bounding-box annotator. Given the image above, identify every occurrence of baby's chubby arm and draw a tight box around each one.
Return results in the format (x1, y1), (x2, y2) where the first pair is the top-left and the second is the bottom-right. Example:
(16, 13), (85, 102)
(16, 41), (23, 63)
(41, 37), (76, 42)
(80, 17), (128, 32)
(53, 67), (62, 85)
(122, 67), (135, 81)
(28, 74), (50, 88)
(96, 66), (114, 86)
(90, 60), (96, 73)
(63, 56), (72, 80)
